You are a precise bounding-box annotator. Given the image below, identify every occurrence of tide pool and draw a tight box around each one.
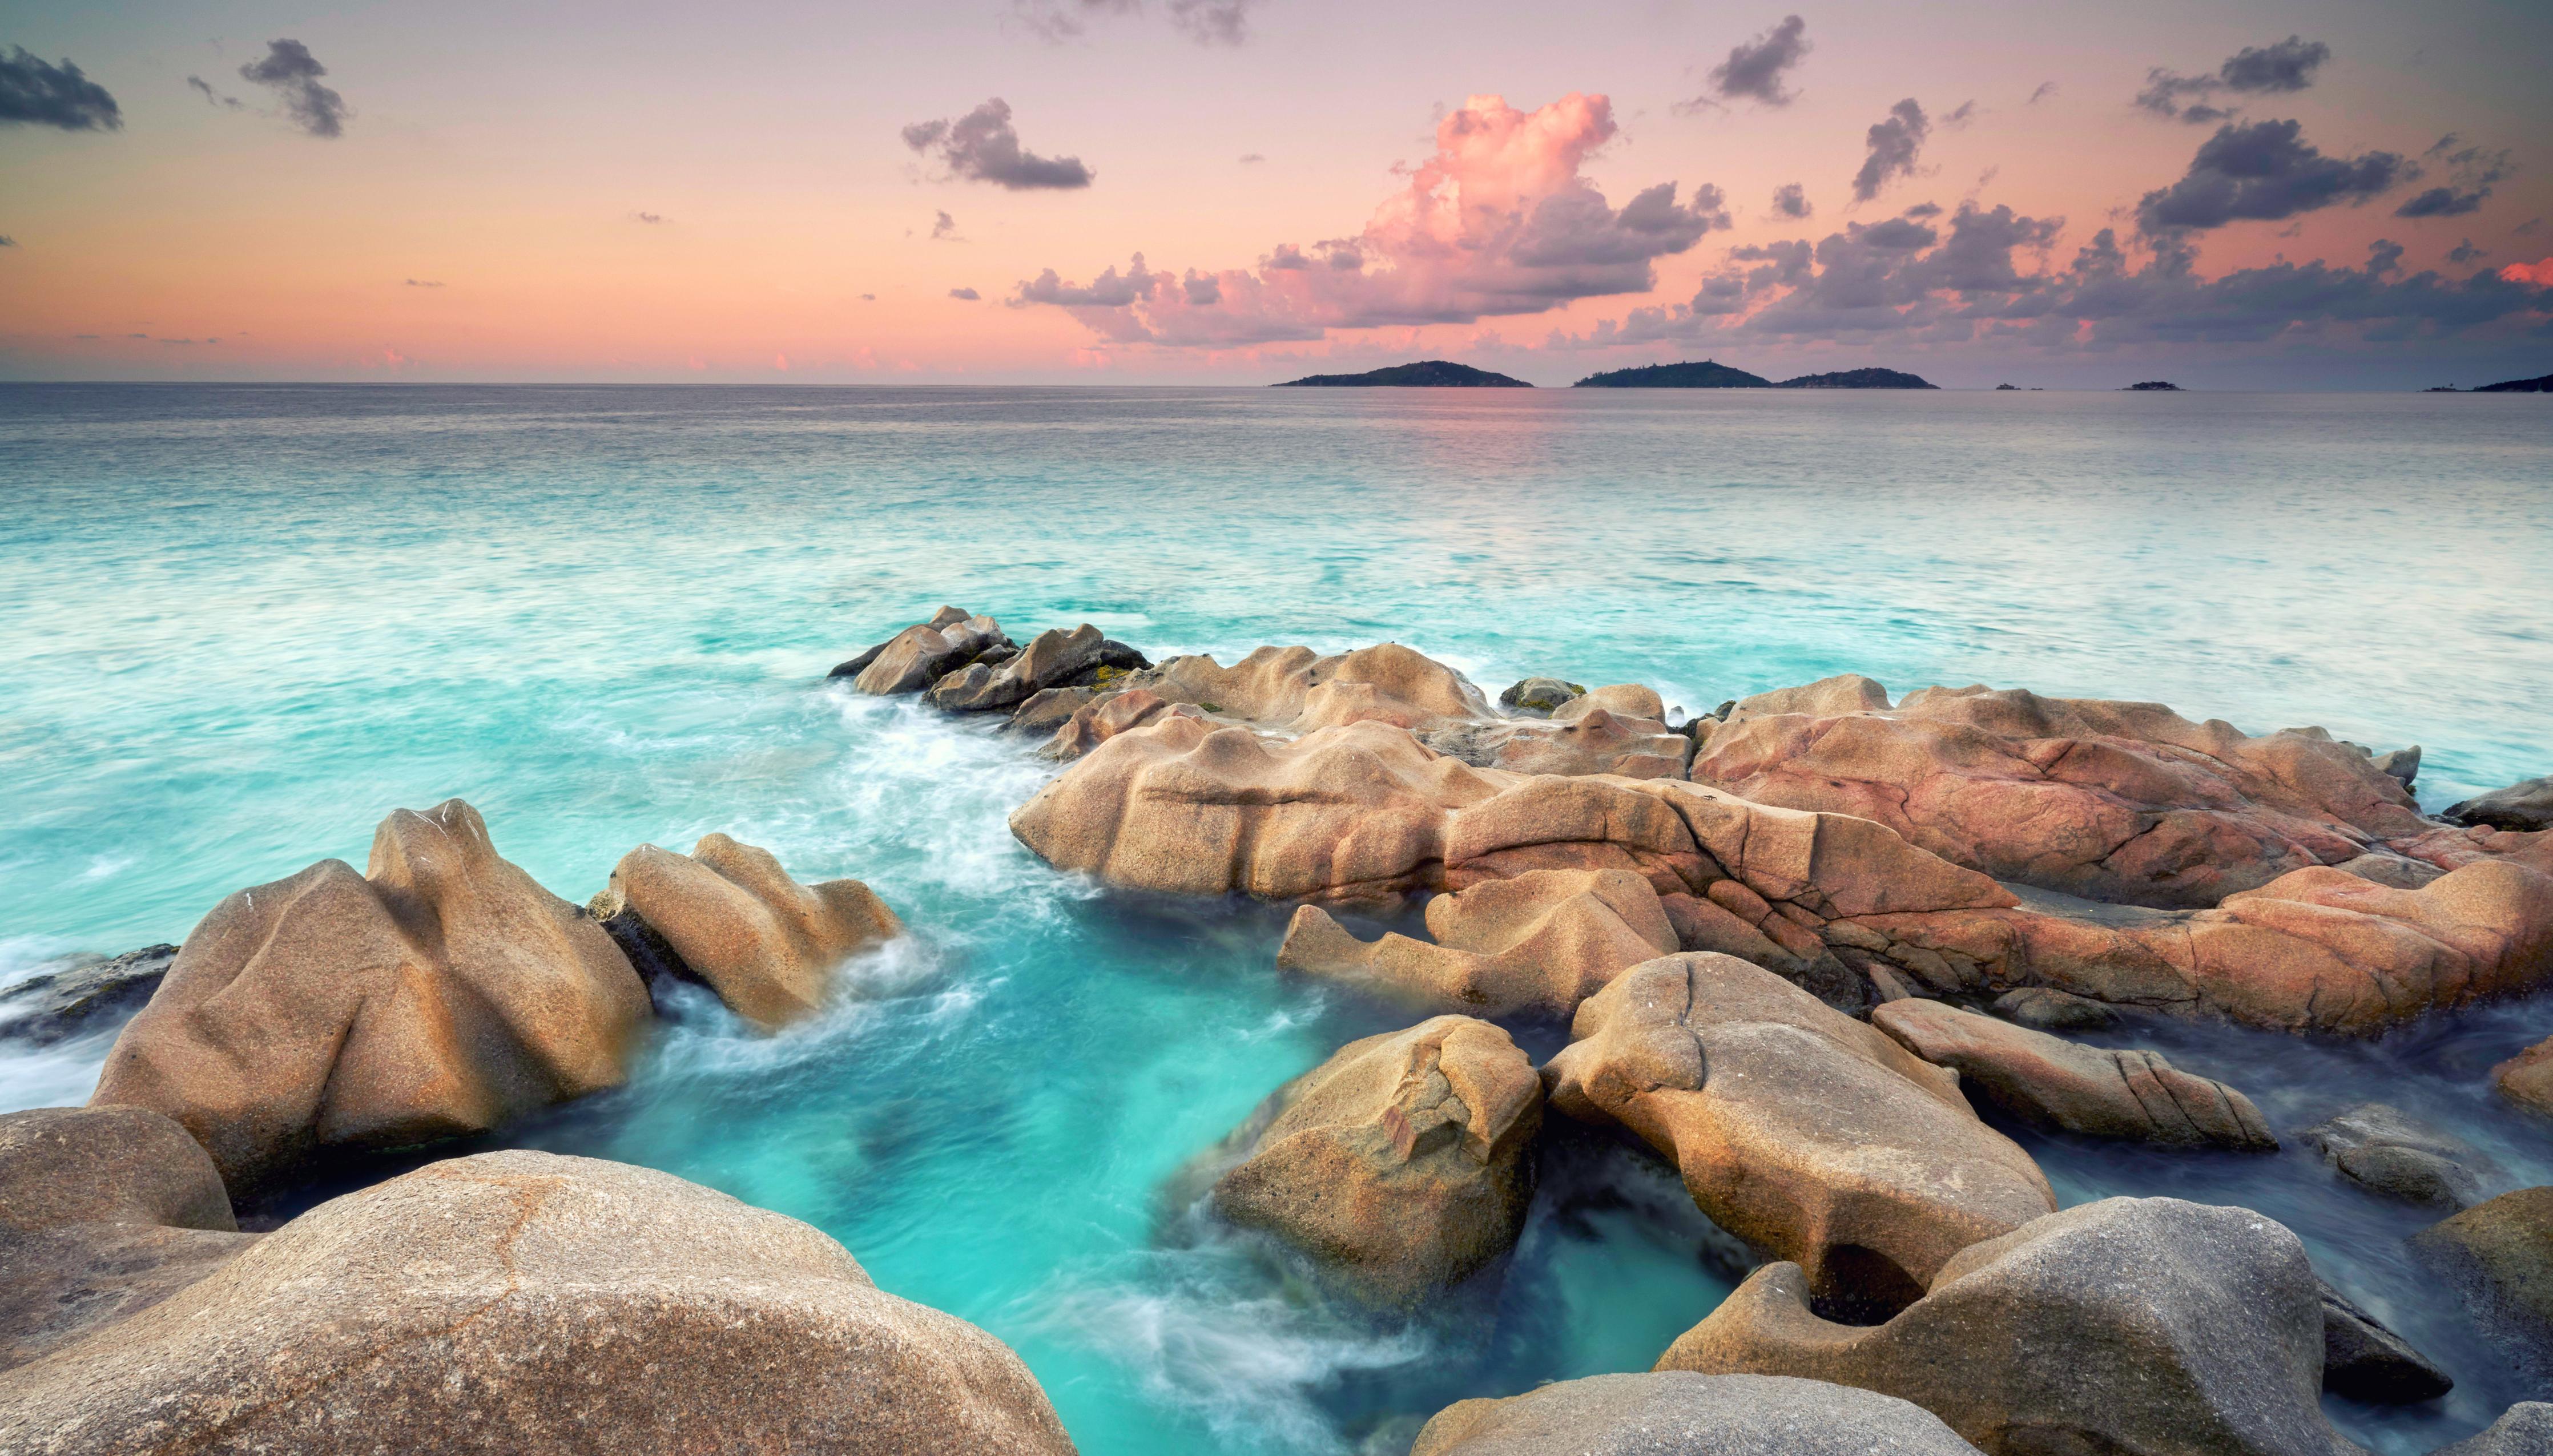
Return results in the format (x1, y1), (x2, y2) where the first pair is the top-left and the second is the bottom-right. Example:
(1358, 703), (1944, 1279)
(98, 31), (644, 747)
(3, 383), (2550, 1451)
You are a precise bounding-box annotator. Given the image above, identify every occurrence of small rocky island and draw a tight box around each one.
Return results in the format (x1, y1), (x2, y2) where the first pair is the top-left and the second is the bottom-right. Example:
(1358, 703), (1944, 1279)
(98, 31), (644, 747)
(1573, 360), (1937, 389)
(2473, 371), (2553, 393)
(2126, 380), (2182, 390)
(1274, 360), (1531, 388)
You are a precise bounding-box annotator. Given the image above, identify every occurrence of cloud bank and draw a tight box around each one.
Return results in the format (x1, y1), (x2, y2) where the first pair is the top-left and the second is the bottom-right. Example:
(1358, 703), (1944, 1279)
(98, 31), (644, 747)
(904, 98), (1093, 189)
(0, 46), (122, 131)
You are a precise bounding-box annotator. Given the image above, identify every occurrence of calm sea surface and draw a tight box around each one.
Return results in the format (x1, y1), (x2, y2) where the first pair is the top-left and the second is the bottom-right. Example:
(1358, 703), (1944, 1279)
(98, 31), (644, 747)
(2, 384), (2550, 1451)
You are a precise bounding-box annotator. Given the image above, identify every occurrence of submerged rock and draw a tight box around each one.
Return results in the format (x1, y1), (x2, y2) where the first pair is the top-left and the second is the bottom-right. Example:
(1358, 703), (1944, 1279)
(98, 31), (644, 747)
(2317, 1281), (2453, 1403)
(1658, 1197), (2365, 1456)
(1213, 1016), (1540, 1309)
(0, 945), (175, 1047)
(1410, 1372), (1984, 1456)
(2492, 1035), (2553, 1118)
(2413, 1186), (2553, 1381)
(1871, 999), (2276, 1150)
(1544, 954), (2054, 1316)
(0, 1106), (256, 1374)
(0, 1150), (1077, 1455)
(2301, 1103), (2494, 1208)
(2446, 776), (2553, 833)
(1277, 869), (1678, 1017)
(88, 800), (650, 1193)
(591, 833), (902, 1031)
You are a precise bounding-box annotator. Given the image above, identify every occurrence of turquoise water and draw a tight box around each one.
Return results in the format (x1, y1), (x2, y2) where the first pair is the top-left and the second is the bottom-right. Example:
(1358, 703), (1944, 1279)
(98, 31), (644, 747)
(2, 384), (2550, 1451)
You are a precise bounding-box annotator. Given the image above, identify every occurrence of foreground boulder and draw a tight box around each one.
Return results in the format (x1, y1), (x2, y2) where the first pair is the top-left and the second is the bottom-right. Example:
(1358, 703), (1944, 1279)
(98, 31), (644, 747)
(0, 1150), (1075, 1455)
(1, 1106), (255, 1374)
(1278, 869), (1677, 1017)
(2301, 1103), (2493, 1208)
(2412, 1185), (2553, 1381)
(2446, 776), (2553, 833)
(0, 946), (174, 1046)
(1871, 999), (2276, 1150)
(89, 800), (650, 1192)
(1213, 1017), (1539, 1309)
(1544, 954), (2054, 1315)
(591, 833), (901, 1030)
(2494, 1035), (2553, 1118)
(1658, 1197), (2365, 1456)
(1410, 1372), (1983, 1456)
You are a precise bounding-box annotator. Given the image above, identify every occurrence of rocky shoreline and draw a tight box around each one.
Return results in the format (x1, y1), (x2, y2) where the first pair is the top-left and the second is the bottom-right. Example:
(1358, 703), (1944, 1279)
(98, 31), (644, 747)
(5, 605), (2551, 1452)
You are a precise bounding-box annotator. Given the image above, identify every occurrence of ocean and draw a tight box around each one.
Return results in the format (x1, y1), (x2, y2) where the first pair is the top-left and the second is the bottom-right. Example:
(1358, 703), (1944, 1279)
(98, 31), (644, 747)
(2, 382), (2550, 1451)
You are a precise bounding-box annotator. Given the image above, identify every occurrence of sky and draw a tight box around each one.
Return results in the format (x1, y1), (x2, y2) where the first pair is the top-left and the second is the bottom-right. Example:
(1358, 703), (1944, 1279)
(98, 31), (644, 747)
(3, 0), (2550, 388)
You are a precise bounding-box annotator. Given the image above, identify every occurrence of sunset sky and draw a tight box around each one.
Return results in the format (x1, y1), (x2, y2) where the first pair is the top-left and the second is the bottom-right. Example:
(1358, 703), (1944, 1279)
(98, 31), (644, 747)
(4, 0), (2550, 387)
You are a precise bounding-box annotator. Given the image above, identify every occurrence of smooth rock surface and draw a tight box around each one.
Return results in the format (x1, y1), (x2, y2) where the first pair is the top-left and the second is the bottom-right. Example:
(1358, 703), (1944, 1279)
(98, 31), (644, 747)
(2446, 776), (2553, 833)
(0, 1150), (1076, 1455)
(2318, 1282), (2453, 1403)
(1989, 985), (2117, 1031)
(591, 833), (901, 1030)
(1278, 869), (1677, 1017)
(1212, 1017), (1540, 1309)
(2412, 1186), (2553, 1380)
(2493, 1035), (2553, 1118)
(1143, 642), (1494, 735)
(1038, 688), (1202, 763)
(1410, 1372), (1984, 1456)
(926, 624), (1106, 713)
(88, 800), (650, 1192)
(1544, 954), (2054, 1314)
(2434, 1403), (2553, 1455)
(1724, 673), (1892, 723)
(2302, 1103), (2493, 1208)
(0, 945), (174, 1046)
(851, 611), (1009, 695)
(1658, 1196), (2365, 1456)
(1873, 999), (2277, 1150)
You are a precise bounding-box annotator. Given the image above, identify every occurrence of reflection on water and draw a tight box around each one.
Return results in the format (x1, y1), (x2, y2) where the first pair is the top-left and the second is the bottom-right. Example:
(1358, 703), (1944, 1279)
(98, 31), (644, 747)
(2, 385), (2550, 1451)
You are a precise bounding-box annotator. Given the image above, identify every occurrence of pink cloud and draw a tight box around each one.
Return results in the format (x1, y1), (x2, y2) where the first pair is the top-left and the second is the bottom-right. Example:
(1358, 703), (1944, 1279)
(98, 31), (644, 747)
(1012, 93), (1726, 346)
(2502, 256), (2553, 286)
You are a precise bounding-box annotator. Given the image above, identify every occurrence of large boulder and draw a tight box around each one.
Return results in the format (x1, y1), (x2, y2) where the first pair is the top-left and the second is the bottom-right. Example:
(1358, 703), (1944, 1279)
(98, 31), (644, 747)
(0, 1150), (1076, 1454)
(2436, 1405), (2553, 1455)
(2494, 1035), (2553, 1118)
(88, 800), (650, 1192)
(2446, 776), (2553, 833)
(2412, 1186), (2553, 1380)
(1212, 1017), (1540, 1309)
(1871, 999), (2276, 1150)
(926, 624), (1109, 713)
(1409, 1372), (1984, 1456)
(0, 946), (174, 1046)
(846, 610), (1011, 695)
(2301, 1103), (2494, 1208)
(1277, 869), (1678, 1017)
(1544, 954), (2054, 1315)
(1658, 1197), (2365, 1456)
(1695, 684), (2433, 909)
(0, 1106), (255, 1374)
(1724, 673), (1892, 723)
(590, 834), (901, 1031)
(1142, 642), (1493, 735)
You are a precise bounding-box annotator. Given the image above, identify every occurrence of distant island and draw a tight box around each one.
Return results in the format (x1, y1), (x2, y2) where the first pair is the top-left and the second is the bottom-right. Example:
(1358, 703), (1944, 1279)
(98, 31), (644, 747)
(1569, 360), (1936, 389)
(2125, 381), (2181, 391)
(2473, 372), (2552, 393)
(1274, 360), (1531, 388)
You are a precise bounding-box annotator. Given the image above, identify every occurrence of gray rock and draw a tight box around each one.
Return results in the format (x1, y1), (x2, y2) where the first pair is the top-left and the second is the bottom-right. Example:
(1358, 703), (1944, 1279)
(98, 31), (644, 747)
(0, 1106), (256, 1374)
(2317, 1281), (2451, 1403)
(1410, 1372), (1984, 1456)
(2370, 746), (2419, 788)
(2303, 1103), (2493, 1209)
(2443, 775), (2553, 833)
(927, 625), (1106, 713)
(1497, 676), (1582, 714)
(1008, 687), (1096, 735)
(2412, 1186), (2553, 1383)
(2434, 1403), (2553, 1455)
(851, 611), (1010, 695)
(829, 604), (969, 679)
(0, 1150), (1076, 1455)
(1989, 986), (2117, 1031)
(1658, 1196), (2366, 1456)
(1093, 639), (1151, 673)
(0, 946), (175, 1046)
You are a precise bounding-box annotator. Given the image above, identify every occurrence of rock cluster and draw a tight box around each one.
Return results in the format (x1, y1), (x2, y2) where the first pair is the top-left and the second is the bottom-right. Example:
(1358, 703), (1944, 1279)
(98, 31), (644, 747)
(1278, 869), (1678, 1016)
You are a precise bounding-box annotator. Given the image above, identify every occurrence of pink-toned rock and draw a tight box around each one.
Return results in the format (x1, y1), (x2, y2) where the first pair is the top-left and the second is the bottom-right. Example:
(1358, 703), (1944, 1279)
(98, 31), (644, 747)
(2494, 1036), (2553, 1118)
(1871, 999), (2276, 1150)
(1544, 953), (2055, 1315)
(1696, 683), (2432, 909)
(1725, 673), (1891, 723)
(591, 834), (903, 1031)
(90, 800), (650, 1192)
(1484, 707), (1691, 780)
(1038, 688), (1203, 762)
(1146, 642), (1492, 734)
(1278, 869), (1678, 1017)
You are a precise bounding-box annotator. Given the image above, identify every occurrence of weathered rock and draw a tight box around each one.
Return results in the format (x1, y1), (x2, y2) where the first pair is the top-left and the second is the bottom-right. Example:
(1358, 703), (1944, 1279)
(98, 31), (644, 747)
(1696, 684), (2434, 909)
(1409, 1372), (1985, 1456)
(1545, 954), (2054, 1314)
(2435, 1403), (2553, 1455)
(0, 1106), (256, 1375)
(2447, 776), (2553, 833)
(1144, 642), (1493, 735)
(926, 624), (1108, 713)
(1725, 673), (1892, 723)
(1008, 686), (1094, 736)
(2333, 852), (2446, 890)
(1278, 869), (1678, 1017)
(2302, 1103), (2493, 1208)
(2370, 745), (2421, 788)
(2493, 1035), (2553, 1118)
(832, 604), (968, 677)
(2412, 1186), (2553, 1380)
(1658, 1196), (2365, 1456)
(89, 800), (650, 1192)
(0, 946), (175, 1046)
(1212, 1017), (1540, 1309)
(1482, 707), (1692, 780)
(1873, 999), (2276, 1151)
(849, 610), (1010, 695)
(591, 834), (901, 1031)
(1497, 676), (1582, 714)
(0, 1150), (1076, 1455)
(1038, 688), (1203, 763)
(1989, 985), (2116, 1031)
(2317, 1281), (2453, 1403)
